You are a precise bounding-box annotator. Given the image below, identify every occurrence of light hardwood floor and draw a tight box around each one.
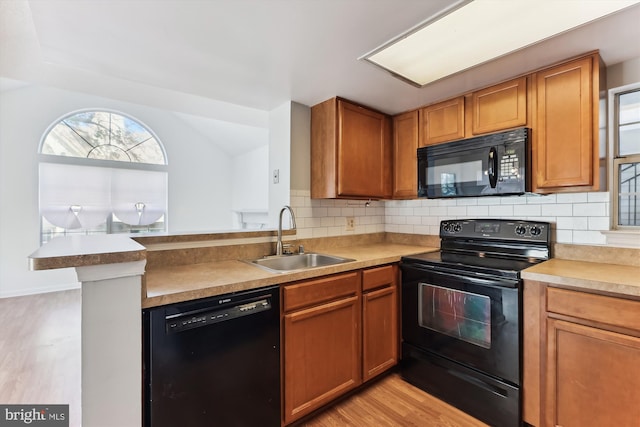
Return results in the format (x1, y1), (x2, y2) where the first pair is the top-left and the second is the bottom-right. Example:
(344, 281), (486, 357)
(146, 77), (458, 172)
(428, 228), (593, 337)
(301, 373), (488, 427)
(0, 289), (81, 427)
(0, 289), (488, 427)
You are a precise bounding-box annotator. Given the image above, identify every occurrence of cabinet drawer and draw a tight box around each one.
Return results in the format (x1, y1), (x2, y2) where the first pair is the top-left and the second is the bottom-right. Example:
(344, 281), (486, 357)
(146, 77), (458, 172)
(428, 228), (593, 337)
(362, 265), (395, 292)
(547, 287), (640, 333)
(283, 271), (360, 312)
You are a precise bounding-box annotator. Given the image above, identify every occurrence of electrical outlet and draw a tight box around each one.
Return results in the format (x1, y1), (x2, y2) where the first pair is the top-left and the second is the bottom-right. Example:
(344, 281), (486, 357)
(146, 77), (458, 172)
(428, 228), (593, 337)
(346, 217), (355, 231)
(273, 169), (279, 184)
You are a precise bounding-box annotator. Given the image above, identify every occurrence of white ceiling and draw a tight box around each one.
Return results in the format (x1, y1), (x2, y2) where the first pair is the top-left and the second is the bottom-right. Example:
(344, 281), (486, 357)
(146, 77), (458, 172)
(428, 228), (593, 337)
(1, 0), (640, 119)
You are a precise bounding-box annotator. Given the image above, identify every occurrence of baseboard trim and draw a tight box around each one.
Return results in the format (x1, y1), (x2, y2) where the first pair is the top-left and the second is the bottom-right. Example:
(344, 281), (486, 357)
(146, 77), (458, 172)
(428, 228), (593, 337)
(0, 282), (81, 299)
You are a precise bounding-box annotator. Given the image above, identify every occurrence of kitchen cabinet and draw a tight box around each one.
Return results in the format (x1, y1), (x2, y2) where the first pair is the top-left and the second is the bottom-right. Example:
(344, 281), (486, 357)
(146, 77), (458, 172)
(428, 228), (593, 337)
(532, 53), (603, 193)
(282, 271), (361, 424)
(471, 76), (527, 135)
(311, 97), (392, 199)
(392, 110), (418, 199)
(362, 265), (398, 381)
(419, 96), (465, 146)
(523, 282), (640, 427)
(282, 265), (400, 424)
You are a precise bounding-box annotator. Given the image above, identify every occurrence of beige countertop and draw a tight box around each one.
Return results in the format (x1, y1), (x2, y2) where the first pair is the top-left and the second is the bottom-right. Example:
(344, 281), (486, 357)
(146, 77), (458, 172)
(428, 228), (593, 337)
(29, 232), (640, 305)
(522, 258), (640, 299)
(29, 234), (146, 270)
(143, 243), (435, 308)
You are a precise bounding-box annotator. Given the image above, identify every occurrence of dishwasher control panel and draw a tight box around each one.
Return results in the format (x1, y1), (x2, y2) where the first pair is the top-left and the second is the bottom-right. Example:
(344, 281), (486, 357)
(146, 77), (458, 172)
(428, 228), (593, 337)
(165, 297), (272, 334)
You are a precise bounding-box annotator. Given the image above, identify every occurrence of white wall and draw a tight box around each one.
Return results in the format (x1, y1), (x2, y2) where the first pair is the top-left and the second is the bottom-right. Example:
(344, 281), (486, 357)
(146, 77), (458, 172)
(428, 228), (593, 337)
(290, 102), (311, 192)
(607, 56), (640, 88)
(0, 85), (80, 296)
(268, 102), (293, 228)
(231, 144), (269, 211)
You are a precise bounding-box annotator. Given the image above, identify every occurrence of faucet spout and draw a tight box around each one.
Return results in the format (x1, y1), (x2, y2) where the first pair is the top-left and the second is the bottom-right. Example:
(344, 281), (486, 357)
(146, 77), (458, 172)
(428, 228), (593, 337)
(276, 205), (297, 256)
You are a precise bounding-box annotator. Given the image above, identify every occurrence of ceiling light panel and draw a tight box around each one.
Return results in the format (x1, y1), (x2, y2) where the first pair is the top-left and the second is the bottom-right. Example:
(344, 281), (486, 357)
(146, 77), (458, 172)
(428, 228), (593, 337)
(361, 0), (640, 87)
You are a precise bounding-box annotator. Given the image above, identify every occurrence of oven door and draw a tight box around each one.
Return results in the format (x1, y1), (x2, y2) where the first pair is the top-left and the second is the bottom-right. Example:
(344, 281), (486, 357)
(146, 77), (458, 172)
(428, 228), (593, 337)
(401, 263), (521, 385)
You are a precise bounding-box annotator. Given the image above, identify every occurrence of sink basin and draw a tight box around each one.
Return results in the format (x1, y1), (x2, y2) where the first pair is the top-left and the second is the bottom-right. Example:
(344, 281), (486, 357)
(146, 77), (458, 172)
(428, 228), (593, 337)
(248, 253), (355, 273)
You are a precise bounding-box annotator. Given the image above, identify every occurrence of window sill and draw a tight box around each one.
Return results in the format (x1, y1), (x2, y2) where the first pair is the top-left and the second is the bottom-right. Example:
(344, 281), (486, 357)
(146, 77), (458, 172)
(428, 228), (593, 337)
(601, 230), (640, 249)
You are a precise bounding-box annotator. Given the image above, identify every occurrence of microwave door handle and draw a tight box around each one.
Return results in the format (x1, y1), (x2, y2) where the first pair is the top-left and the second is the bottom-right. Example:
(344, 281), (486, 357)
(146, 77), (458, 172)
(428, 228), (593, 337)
(488, 147), (498, 188)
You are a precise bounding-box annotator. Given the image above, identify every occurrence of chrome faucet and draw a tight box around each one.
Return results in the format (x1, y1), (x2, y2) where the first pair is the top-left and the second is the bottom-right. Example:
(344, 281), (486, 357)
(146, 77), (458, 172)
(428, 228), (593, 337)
(276, 205), (297, 256)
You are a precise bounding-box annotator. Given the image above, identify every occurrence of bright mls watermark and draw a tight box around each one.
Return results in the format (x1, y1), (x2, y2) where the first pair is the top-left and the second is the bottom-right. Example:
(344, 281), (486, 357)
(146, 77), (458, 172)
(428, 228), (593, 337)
(0, 405), (68, 426)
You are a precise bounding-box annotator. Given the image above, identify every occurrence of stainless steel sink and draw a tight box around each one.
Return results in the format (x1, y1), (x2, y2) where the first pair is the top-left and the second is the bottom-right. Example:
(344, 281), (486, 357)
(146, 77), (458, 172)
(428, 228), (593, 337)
(247, 253), (355, 273)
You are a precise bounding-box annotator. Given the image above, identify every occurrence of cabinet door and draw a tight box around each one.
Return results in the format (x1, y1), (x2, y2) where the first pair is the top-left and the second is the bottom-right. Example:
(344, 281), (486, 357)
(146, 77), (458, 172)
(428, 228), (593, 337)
(338, 99), (392, 198)
(283, 295), (361, 424)
(546, 318), (640, 427)
(534, 55), (598, 192)
(392, 110), (418, 199)
(362, 284), (398, 382)
(522, 280), (545, 427)
(419, 96), (465, 146)
(471, 77), (527, 135)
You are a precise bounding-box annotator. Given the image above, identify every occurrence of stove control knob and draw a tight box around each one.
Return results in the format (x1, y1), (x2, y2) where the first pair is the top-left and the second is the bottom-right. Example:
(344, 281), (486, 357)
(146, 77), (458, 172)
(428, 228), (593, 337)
(530, 225), (542, 236)
(442, 222), (452, 232)
(515, 225), (527, 236)
(453, 222), (462, 232)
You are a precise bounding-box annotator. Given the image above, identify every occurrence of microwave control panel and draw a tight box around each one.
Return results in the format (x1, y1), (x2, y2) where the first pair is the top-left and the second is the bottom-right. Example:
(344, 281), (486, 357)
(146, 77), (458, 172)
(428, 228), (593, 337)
(499, 149), (521, 181)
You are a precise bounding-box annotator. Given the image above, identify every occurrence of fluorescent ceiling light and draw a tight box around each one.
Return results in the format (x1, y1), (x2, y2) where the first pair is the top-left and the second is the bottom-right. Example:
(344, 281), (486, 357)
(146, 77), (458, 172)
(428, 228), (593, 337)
(360, 0), (640, 87)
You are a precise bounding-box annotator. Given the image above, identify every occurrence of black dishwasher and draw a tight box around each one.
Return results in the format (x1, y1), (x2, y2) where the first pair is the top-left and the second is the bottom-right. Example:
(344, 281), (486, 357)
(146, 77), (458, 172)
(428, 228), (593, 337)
(143, 285), (280, 427)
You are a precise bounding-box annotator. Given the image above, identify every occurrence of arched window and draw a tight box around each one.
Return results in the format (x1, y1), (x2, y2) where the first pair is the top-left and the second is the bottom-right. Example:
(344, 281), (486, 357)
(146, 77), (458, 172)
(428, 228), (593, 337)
(39, 110), (168, 242)
(41, 110), (166, 164)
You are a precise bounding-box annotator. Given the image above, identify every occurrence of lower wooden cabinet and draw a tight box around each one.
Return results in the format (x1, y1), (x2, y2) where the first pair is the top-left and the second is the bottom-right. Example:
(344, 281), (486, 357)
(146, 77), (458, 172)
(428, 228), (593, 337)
(546, 318), (640, 427)
(523, 282), (640, 427)
(362, 265), (398, 382)
(282, 265), (399, 425)
(282, 272), (361, 425)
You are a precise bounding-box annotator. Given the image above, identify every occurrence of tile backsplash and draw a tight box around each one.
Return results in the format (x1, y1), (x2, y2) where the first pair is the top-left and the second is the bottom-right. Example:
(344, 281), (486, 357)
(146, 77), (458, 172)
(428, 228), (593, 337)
(291, 190), (611, 246)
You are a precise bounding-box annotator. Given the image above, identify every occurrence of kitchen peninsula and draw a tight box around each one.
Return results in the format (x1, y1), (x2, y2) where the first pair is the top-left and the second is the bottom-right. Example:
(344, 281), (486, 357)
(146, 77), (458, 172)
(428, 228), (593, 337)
(28, 230), (436, 426)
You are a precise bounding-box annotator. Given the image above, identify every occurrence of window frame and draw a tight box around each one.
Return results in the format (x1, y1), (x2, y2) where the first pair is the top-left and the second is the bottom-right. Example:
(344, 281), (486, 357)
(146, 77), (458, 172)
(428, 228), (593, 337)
(39, 108), (168, 165)
(608, 82), (640, 232)
(38, 109), (169, 243)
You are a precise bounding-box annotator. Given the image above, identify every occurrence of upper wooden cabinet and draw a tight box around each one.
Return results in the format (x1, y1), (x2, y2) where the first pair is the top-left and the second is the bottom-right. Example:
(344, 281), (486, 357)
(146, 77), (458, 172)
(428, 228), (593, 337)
(392, 110), (418, 199)
(471, 77), (527, 135)
(311, 97), (392, 199)
(419, 96), (465, 146)
(532, 53), (603, 193)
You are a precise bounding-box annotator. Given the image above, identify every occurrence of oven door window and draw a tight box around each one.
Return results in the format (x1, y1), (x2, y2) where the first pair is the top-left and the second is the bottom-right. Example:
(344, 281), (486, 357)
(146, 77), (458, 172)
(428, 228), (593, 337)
(418, 283), (491, 349)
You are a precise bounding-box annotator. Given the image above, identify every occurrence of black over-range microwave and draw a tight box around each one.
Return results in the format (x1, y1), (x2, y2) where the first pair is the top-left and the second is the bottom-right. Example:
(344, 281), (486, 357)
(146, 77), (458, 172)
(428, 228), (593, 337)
(418, 127), (530, 198)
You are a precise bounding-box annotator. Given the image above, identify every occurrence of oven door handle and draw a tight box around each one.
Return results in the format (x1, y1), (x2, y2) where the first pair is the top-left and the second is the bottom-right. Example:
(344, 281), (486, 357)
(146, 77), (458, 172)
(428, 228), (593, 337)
(403, 265), (519, 289)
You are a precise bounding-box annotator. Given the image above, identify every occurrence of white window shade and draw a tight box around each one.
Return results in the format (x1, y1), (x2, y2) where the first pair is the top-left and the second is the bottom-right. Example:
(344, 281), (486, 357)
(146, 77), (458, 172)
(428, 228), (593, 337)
(39, 163), (168, 229)
(111, 169), (167, 226)
(40, 163), (112, 229)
